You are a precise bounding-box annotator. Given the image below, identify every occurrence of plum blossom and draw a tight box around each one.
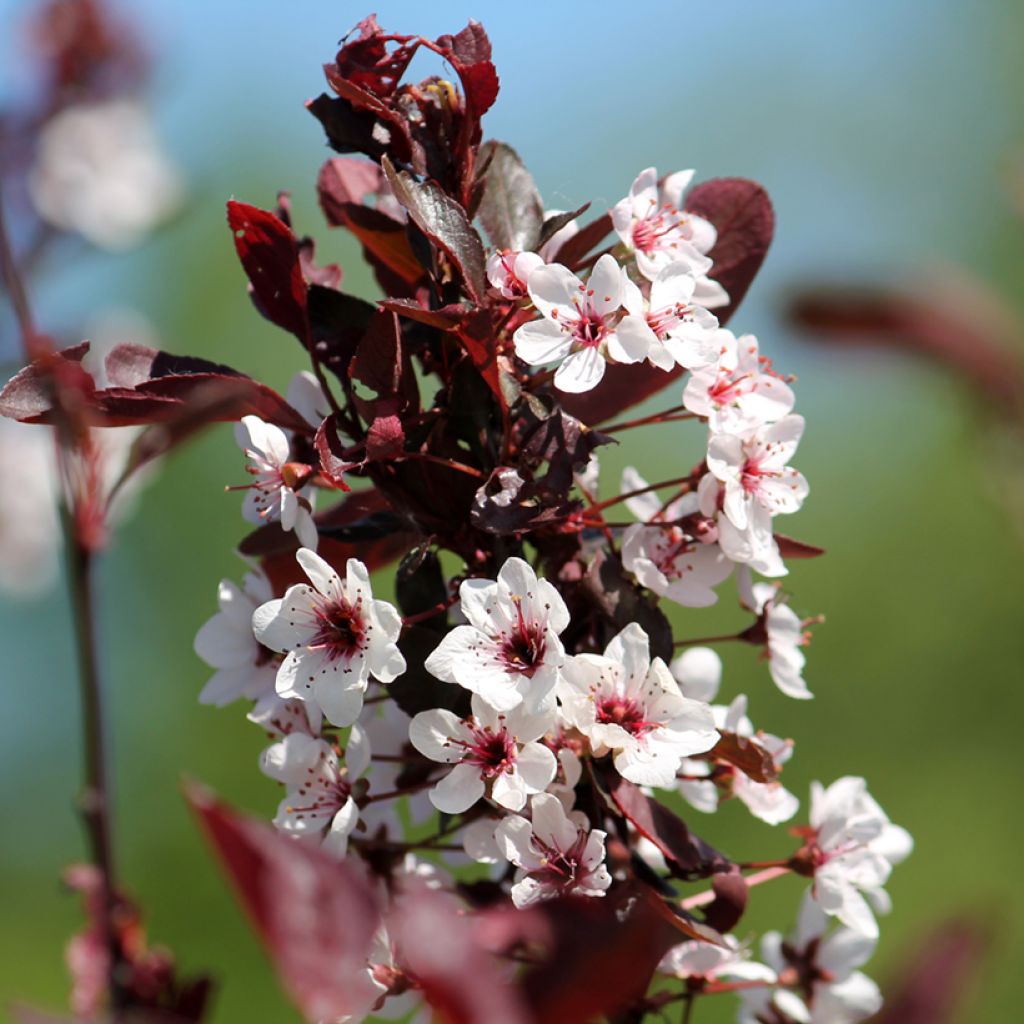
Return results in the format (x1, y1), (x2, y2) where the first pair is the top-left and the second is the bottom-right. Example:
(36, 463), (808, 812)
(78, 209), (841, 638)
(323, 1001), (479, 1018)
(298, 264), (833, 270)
(247, 692), (317, 738)
(486, 249), (544, 300)
(253, 549), (406, 727)
(285, 370), (332, 429)
(684, 330), (795, 434)
(260, 727), (370, 858)
(739, 572), (815, 699)
(234, 415), (319, 550)
(697, 472), (787, 577)
(29, 99), (184, 251)
(676, 699), (799, 825)
(620, 467), (731, 607)
(559, 623), (719, 788)
(494, 793), (611, 907)
(706, 415), (809, 540)
(513, 254), (643, 393)
(194, 570), (279, 706)
(425, 556), (568, 714)
(409, 695), (556, 813)
(617, 263), (719, 371)
(659, 933), (776, 985)
(612, 166), (726, 305)
(798, 776), (912, 939)
(738, 893), (883, 1024)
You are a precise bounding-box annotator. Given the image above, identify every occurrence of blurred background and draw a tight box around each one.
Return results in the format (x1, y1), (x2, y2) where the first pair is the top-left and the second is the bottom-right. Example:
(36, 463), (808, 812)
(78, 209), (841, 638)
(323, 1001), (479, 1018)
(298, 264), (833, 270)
(1, 1), (1022, 1021)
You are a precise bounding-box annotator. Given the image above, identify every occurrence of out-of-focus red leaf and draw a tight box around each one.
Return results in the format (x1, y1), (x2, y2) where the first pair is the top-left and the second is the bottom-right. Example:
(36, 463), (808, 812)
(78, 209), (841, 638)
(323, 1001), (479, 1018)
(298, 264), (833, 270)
(476, 141), (543, 251)
(561, 179), (774, 426)
(602, 773), (732, 881)
(521, 882), (689, 1024)
(317, 155), (384, 206)
(455, 308), (505, 403)
(789, 279), (1024, 415)
(187, 784), (382, 1024)
(0, 341), (94, 421)
(391, 884), (528, 1024)
(383, 157), (488, 302)
(226, 201), (310, 342)
(870, 918), (992, 1024)
(707, 732), (778, 783)
(774, 533), (826, 559)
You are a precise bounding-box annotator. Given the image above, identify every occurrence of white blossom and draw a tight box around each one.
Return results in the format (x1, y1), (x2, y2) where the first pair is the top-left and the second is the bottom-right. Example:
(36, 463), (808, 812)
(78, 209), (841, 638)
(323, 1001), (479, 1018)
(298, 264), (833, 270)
(195, 571), (279, 706)
(558, 623), (719, 788)
(494, 793), (611, 907)
(739, 894), (884, 1024)
(611, 166), (726, 305)
(486, 249), (544, 300)
(739, 572), (815, 700)
(659, 933), (776, 985)
(234, 415), (319, 549)
(425, 556), (569, 714)
(684, 330), (795, 434)
(253, 549), (406, 727)
(409, 695), (556, 814)
(514, 254), (642, 393)
(260, 727), (370, 858)
(803, 776), (913, 938)
(617, 263), (719, 371)
(29, 99), (184, 251)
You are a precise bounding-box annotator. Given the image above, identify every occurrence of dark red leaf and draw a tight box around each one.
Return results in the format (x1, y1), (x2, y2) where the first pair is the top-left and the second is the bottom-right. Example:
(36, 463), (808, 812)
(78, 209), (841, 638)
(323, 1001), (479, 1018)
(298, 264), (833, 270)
(455, 308), (505, 402)
(391, 625), (471, 719)
(332, 16), (418, 100)
(352, 310), (402, 397)
(314, 416), (355, 490)
(380, 298), (469, 329)
(601, 773), (732, 880)
(187, 785), (382, 1024)
(707, 732), (778, 783)
(429, 21), (499, 120)
(320, 198), (425, 287)
(552, 210), (609, 268)
(476, 141), (544, 252)
(317, 156), (384, 207)
(227, 201), (309, 342)
(685, 177), (775, 326)
(774, 533), (826, 559)
(366, 414), (405, 460)
(382, 157), (488, 302)
(521, 882), (697, 1024)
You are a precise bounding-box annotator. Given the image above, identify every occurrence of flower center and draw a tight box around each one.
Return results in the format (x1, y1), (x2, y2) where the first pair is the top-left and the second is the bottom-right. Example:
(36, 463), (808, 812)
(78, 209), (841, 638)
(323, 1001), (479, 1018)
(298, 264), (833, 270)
(632, 204), (682, 255)
(569, 304), (609, 350)
(595, 696), (657, 737)
(533, 831), (589, 891)
(311, 601), (366, 660)
(464, 725), (517, 778)
(708, 369), (755, 408)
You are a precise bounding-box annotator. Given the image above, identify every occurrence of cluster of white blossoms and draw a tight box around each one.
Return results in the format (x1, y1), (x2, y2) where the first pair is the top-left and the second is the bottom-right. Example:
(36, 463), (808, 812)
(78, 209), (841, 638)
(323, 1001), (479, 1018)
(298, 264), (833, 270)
(193, 166), (912, 1024)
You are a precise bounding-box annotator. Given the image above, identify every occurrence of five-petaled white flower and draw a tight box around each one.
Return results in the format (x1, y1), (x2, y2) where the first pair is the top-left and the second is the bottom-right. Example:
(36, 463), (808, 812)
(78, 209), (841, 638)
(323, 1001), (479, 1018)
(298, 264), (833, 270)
(234, 415), (319, 550)
(253, 549), (406, 727)
(684, 330), (795, 434)
(495, 793), (611, 908)
(195, 571), (279, 707)
(558, 623), (719, 788)
(409, 695), (556, 813)
(260, 727), (370, 859)
(425, 556), (569, 714)
(801, 776), (913, 938)
(738, 572), (815, 700)
(659, 933), (777, 986)
(705, 415), (808, 552)
(738, 893), (884, 1024)
(618, 263), (719, 371)
(513, 254), (642, 393)
(612, 166), (726, 306)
